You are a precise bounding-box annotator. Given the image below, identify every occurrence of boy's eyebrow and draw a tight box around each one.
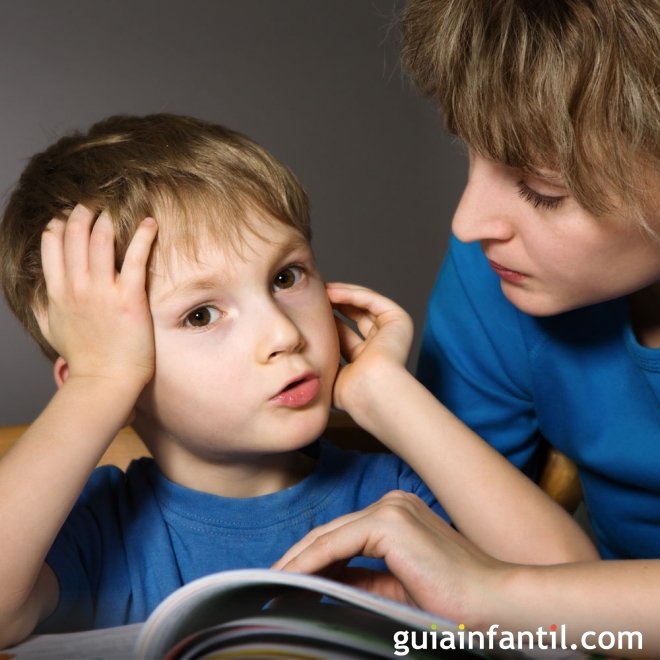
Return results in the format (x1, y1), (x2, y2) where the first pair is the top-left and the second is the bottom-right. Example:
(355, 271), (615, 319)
(153, 275), (225, 305)
(271, 233), (309, 255)
(152, 233), (312, 305)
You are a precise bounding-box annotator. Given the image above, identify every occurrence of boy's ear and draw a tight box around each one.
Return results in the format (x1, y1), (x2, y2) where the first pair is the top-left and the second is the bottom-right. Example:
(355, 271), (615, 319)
(51, 357), (137, 425)
(53, 356), (69, 389)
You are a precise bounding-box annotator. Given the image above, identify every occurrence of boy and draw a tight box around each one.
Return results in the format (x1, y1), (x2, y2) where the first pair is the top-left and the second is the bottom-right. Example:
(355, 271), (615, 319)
(0, 113), (594, 646)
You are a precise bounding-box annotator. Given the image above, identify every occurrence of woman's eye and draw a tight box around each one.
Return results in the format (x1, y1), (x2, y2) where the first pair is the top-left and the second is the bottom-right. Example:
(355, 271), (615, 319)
(517, 181), (566, 210)
(184, 306), (221, 328)
(273, 266), (304, 291)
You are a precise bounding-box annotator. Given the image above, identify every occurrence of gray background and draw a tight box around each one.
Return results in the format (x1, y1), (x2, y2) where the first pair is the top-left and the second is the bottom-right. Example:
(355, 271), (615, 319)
(0, 0), (466, 426)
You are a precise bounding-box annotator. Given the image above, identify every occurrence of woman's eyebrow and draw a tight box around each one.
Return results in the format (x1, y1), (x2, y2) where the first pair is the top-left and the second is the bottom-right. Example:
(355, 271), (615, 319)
(526, 167), (565, 185)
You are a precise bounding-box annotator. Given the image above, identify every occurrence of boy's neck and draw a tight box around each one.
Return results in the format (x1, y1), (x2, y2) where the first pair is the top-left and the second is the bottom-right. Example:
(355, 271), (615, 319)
(162, 449), (317, 498)
(629, 281), (660, 349)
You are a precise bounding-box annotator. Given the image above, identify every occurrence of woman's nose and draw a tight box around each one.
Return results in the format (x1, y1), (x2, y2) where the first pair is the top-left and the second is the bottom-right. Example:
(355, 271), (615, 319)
(451, 156), (516, 244)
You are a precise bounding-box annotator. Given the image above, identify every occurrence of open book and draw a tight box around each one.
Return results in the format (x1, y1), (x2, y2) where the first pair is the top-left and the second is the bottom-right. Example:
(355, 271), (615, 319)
(134, 568), (503, 659)
(3, 569), (482, 659)
(7, 569), (582, 658)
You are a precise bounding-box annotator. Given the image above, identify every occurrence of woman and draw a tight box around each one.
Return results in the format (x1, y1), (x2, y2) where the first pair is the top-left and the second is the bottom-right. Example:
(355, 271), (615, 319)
(276, 1), (660, 656)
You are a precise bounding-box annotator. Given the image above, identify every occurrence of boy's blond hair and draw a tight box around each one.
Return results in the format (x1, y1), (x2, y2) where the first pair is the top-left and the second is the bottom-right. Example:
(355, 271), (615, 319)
(401, 0), (659, 232)
(0, 113), (311, 360)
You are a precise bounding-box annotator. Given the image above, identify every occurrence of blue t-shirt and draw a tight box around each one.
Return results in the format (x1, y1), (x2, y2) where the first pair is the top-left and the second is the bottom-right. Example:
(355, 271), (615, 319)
(417, 236), (660, 560)
(39, 439), (444, 633)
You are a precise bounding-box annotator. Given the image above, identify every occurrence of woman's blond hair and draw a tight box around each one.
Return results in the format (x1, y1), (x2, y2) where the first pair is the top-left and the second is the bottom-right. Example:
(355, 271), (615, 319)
(401, 0), (659, 232)
(0, 113), (311, 360)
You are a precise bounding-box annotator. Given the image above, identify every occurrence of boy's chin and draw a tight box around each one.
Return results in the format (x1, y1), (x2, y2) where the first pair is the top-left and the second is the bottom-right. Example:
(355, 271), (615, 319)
(283, 408), (330, 449)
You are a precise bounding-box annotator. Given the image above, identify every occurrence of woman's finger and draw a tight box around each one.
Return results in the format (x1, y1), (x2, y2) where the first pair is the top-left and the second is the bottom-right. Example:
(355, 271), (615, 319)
(275, 517), (380, 575)
(275, 492), (428, 571)
(274, 503), (385, 569)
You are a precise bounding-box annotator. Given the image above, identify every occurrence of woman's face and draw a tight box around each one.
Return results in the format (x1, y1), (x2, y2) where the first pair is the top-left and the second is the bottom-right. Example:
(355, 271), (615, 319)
(451, 152), (660, 317)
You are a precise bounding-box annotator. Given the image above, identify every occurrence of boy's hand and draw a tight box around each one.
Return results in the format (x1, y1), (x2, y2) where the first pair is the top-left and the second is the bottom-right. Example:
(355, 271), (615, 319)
(38, 204), (158, 389)
(326, 282), (413, 413)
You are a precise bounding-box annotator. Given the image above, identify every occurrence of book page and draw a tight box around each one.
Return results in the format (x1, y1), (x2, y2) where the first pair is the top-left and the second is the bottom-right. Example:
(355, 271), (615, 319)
(136, 569), (449, 657)
(0, 623), (142, 659)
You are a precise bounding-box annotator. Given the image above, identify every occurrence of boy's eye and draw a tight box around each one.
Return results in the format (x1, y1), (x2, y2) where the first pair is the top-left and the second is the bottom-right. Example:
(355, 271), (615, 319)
(184, 306), (221, 328)
(273, 266), (304, 291)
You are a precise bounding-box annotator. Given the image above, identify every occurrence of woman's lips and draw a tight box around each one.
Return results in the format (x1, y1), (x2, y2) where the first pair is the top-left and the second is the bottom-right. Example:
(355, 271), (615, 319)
(271, 376), (321, 408)
(488, 259), (528, 283)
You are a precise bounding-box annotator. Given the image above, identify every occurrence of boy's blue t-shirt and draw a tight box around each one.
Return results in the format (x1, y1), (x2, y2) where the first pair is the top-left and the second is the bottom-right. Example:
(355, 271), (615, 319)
(39, 439), (445, 633)
(417, 236), (660, 560)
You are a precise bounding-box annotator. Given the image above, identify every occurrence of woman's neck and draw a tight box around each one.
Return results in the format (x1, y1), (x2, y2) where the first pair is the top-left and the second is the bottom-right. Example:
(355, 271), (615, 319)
(630, 282), (660, 348)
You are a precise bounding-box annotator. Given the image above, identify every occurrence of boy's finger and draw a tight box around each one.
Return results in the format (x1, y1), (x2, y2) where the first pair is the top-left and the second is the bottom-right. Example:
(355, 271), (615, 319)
(119, 218), (158, 291)
(88, 211), (116, 282)
(63, 204), (96, 278)
(332, 302), (376, 330)
(335, 294), (412, 351)
(327, 283), (399, 319)
(40, 219), (66, 292)
(333, 303), (377, 343)
(335, 316), (363, 360)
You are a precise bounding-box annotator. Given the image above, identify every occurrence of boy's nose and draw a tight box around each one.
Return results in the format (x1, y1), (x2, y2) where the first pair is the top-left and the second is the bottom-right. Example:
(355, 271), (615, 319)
(451, 157), (516, 244)
(257, 302), (305, 362)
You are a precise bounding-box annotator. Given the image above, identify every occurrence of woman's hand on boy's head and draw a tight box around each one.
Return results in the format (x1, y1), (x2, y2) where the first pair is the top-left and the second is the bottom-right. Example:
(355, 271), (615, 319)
(39, 204), (158, 391)
(326, 283), (413, 412)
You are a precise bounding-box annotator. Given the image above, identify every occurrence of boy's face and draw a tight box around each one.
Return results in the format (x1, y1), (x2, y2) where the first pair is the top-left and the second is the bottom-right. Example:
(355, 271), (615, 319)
(135, 209), (339, 468)
(451, 151), (660, 316)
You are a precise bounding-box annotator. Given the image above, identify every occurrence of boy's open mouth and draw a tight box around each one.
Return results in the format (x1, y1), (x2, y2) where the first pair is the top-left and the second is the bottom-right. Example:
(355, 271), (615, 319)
(271, 373), (320, 407)
(281, 377), (306, 392)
